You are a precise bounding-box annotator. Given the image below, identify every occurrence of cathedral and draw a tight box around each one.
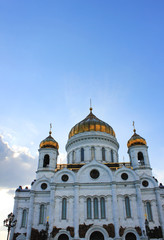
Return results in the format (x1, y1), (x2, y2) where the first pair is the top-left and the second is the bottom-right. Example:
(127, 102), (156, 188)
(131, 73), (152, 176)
(10, 108), (164, 240)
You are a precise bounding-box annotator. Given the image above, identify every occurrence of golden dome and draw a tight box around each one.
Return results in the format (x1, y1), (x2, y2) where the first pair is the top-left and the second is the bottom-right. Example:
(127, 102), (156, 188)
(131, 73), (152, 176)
(68, 108), (116, 139)
(40, 131), (59, 150)
(127, 129), (147, 148)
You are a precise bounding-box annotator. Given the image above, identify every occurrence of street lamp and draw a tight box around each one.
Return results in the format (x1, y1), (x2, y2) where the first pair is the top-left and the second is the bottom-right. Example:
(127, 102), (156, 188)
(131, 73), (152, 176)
(3, 212), (17, 240)
(145, 216), (150, 240)
(46, 216), (49, 240)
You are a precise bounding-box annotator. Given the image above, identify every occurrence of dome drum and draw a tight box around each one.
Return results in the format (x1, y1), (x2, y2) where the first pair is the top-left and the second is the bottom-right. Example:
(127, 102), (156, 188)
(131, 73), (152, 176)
(66, 132), (119, 164)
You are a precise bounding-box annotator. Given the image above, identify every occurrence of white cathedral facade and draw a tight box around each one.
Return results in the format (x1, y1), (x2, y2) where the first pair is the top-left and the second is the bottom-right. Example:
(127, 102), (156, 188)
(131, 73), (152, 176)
(10, 108), (164, 240)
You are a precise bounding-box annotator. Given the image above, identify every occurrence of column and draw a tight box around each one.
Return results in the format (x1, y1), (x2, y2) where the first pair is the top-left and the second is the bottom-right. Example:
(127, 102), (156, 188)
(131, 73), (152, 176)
(26, 192), (35, 240)
(155, 188), (164, 238)
(9, 195), (19, 240)
(135, 183), (145, 234)
(96, 146), (101, 161)
(85, 146), (90, 162)
(76, 148), (80, 163)
(106, 148), (111, 162)
(111, 184), (119, 239)
(49, 186), (55, 234)
(73, 184), (79, 239)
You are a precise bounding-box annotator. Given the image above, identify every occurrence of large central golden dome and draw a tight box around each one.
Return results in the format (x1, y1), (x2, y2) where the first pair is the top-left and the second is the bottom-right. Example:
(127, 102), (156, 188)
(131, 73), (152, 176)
(68, 108), (116, 139)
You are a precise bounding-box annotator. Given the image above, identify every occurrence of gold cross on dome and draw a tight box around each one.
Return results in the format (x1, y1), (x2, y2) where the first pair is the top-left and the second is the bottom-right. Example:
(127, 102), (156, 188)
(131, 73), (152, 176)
(49, 123), (52, 135)
(47, 216), (49, 222)
(90, 98), (93, 112)
(144, 213), (147, 219)
(133, 121), (136, 133)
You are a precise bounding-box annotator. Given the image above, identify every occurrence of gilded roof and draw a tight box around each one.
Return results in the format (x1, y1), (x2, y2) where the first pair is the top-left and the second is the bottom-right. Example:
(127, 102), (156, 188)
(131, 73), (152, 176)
(68, 108), (116, 139)
(40, 133), (59, 149)
(127, 130), (147, 148)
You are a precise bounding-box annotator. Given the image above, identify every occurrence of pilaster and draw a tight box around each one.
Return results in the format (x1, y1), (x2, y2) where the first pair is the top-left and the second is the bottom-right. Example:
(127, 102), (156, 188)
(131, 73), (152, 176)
(26, 192), (35, 240)
(111, 184), (119, 238)
(73, 184), (79, 239)
(135, 183), (145, 234)
(155, 188), (164, 238)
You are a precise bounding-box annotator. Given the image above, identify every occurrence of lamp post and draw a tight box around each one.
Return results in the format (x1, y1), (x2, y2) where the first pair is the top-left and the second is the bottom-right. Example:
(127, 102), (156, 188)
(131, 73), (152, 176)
(46, 216), (49, 240)
(145, 217), (150, 240)
(3, 212), (17, 240)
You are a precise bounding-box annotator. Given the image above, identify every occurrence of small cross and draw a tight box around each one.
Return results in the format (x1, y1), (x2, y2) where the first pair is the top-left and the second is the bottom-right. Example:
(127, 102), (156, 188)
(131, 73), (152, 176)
(49, 123), (52, 135)
(47, 216), (49, 222)
(90, 99), (93, 112)
(133, 121), (136, 133)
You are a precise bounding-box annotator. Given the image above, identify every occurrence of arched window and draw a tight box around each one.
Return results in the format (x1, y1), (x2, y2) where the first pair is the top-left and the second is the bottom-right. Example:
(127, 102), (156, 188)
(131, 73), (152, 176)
(62, 198), (67, 219)
(125, 232), (136, 240)
(125, 196), (131, 218)
(87, 198), (92, 219)
(102, 147), (105, 161)
(91, 147), (95, 160)
(81, 148), (84, 162)
(43, 154), (50, 167)
(72, 151), (75, 163)
(138, 152), (145, 165)
(39, 204), (44, 224)
(93, 198), (99, 219)
(100, 197), (106, 219)
(146, 202), (153, 221)
(111, 149), (114, 162)
(90, 231), (104, 240)
(58, 234), (69, 240)
(21, 209), (27, 227)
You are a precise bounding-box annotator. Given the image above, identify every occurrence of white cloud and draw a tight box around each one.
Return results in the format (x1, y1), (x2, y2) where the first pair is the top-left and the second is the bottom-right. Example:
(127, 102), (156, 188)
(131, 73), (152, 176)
(0, 189), (14, 240)
(0, 135), (36, 188)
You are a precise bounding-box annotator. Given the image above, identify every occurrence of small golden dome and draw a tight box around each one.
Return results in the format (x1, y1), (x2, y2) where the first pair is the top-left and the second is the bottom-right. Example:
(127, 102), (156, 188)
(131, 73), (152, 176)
(68, 109), (116, 139)
(127, 130), (147, 148)
(40, 132), (59, 150)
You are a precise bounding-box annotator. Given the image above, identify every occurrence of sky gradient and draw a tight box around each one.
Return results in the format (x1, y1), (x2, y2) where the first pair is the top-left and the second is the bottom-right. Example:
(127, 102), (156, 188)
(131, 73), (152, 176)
(0, 1), (164, 239)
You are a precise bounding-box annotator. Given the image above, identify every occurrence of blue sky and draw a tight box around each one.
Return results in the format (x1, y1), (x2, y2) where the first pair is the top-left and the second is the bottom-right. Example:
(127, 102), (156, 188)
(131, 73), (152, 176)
(0, 1), (164, 238)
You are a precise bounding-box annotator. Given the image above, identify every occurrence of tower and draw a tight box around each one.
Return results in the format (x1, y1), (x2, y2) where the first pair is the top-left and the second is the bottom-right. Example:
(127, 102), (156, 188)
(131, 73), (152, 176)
(127, 126), (151, 176)
(36, 127), (59, 179)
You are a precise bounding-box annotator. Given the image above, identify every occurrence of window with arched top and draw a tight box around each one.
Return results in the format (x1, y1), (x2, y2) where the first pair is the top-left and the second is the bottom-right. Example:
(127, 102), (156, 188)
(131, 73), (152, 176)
(39, 204), (45, 224)
(146, 202), (153, 221)
(100, 197), (106, 219)
(81, 148), (84, 162)
(21, 209), (27, 227)
(87, 198), (92, 219)
(91, 147), (95, 160)
(102, 147), (105, 161)
(72, 151), (75, 163)
(125, 196), (131, 218)
(62, 198), (67, 220)
(125, 232), (136, 240)
(138, 152), (145, 165)
(93, 197), (99, 219)
(111, 149), (114, 162)
(43, 154), (50, 167)
(58, 234), (69, 240)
